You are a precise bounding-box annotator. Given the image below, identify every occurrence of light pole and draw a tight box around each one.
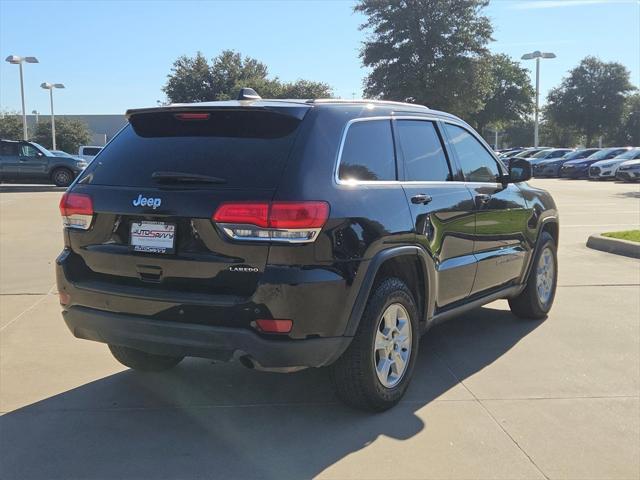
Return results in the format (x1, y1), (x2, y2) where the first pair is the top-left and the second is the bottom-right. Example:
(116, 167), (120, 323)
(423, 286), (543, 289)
(521, 51), (556, 147)
(40, 83), (65, 150)
(5, 55), (39, 140)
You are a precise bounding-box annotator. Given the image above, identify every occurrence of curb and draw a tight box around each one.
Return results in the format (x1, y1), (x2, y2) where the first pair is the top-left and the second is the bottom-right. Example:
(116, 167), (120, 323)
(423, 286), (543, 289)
(586, 234), (640, 259)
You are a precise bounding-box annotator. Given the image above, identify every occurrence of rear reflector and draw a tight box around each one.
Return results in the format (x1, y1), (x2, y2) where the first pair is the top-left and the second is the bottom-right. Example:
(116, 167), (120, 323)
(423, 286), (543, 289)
(213, 201), (329, 243)
(58, 291), (70, 305)
(174, 112), (210, 121)
(59, 192), (93, 230)
(255, 319), (293, 334)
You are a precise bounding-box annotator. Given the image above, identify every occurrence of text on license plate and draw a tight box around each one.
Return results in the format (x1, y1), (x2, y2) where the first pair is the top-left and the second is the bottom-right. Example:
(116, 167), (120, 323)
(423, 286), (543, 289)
(130, 221), (176, 254)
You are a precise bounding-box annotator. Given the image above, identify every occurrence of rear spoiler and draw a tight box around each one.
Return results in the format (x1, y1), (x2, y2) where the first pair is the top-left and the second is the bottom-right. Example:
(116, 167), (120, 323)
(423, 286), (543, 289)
(125, 101), (311, 121)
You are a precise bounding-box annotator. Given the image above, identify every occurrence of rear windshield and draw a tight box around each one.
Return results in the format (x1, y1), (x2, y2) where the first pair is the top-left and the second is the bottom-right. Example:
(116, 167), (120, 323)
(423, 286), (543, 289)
(77, 109), (302, 188)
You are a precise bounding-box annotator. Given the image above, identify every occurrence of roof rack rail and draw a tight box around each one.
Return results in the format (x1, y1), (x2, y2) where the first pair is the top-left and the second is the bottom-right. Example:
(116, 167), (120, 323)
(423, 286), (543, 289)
(305, 98), (429, 109)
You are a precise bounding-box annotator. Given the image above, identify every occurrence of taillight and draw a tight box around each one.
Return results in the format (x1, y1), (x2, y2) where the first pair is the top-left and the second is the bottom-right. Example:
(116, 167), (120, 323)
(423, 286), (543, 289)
(59, 192), (93, 230)
(213, 201), (329, 243)
(213, 202), (269, 228)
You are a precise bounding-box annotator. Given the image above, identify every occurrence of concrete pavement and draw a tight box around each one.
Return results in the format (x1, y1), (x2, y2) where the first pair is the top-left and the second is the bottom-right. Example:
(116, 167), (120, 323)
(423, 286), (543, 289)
(0, 179), (638, 479)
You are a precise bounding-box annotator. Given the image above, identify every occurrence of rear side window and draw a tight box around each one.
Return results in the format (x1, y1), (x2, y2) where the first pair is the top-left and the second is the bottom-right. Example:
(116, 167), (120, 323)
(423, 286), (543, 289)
(78, 110), (302, 188)
(396, 120), (451, 181)
(338, 120), (396, 181)
(0, 142), (19, 156)
(444, 123), (501, 183)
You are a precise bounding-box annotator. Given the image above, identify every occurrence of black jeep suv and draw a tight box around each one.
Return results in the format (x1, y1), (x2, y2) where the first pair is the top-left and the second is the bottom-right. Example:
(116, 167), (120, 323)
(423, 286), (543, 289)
(56, 93), (559, 411)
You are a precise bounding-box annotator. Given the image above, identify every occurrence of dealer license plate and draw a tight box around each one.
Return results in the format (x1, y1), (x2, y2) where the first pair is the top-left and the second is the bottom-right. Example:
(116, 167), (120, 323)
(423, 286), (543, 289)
(130, 221), (176, 254)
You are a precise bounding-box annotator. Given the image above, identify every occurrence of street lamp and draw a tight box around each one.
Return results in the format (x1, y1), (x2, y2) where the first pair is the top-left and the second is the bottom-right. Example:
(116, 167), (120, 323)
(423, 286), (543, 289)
(5, 55), (39, 140)
(521, 50), (556, 147)
(40, 82), (65, 150)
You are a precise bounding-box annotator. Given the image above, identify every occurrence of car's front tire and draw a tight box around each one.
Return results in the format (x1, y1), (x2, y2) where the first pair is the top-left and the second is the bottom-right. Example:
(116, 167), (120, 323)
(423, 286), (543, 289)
(330, 277), (419, 412)
(509, 231), (558, 319)
(51, 168), (74, 187)
(109, 344), (184, 372)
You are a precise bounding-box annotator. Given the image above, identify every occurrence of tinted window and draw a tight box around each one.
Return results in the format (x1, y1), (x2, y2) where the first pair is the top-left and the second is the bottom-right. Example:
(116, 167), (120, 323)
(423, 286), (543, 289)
(0, 142), (19, 156)
(339, 120), (395, 181)
(549, 150), (567, 158)
(78, 110), (302, 188)
(82, 147), (102, 156)
(396, 120), (451, 181)
(444, 124), (501, 183)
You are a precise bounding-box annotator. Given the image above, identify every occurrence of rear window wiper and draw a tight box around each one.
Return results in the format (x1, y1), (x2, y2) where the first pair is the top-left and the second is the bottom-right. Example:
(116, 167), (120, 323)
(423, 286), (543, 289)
(151, 171), (227, 184)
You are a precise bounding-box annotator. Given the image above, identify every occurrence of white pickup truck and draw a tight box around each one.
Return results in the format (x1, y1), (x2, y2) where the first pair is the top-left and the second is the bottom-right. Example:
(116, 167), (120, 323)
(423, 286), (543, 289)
(77, 145), (103, 161)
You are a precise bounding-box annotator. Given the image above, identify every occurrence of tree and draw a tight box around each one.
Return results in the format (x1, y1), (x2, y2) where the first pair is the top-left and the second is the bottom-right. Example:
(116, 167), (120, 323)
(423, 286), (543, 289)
(615, 93), (640, 145)
(32, 118), (91, 153)
(355, 0), (493, 118)
(163, 52), (214, 103)
(502, 120), (534, 148)
(545, 56), (635, 147)
(163, 50), (332, 103)
(470, 54), (534, 133)
(0, 113), (23, 140)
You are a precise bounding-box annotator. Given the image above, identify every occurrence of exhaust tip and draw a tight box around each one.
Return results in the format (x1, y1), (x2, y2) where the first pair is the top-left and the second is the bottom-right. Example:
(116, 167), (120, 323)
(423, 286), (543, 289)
(238, 355), (255, 369)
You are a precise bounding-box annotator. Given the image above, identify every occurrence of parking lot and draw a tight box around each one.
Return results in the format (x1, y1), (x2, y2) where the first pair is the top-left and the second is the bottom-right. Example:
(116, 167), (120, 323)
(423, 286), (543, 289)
(0, 178), (638, 479)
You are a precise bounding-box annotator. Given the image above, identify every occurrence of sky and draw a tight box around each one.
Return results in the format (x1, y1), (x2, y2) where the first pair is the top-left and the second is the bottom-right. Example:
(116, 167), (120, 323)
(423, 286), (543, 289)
(0, 0), (638, 115)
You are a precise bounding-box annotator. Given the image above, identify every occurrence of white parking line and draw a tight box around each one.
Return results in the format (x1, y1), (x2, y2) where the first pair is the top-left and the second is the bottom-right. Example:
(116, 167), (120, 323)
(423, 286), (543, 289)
(0, 284), (56, 332)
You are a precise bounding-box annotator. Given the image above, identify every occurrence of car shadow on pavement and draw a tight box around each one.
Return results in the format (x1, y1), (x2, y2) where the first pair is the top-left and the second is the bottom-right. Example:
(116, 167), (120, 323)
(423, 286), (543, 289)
(613, 189), (640, 198)
(0, 306), (543, 480)
(0, 184), (66, 193)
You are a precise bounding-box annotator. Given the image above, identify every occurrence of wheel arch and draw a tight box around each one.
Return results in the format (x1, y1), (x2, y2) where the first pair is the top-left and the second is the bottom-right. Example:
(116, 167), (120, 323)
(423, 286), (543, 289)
(343, 246), (435, 336)
(519, 216), (559, 288)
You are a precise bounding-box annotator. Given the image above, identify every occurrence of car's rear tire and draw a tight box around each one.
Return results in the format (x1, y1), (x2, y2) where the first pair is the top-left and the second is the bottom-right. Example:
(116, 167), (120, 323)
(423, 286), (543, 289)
(330, 277), (419, 412)
(108, 344), (184, 372)
(509, 231), (558, 320)
(51, 168), (74, 187)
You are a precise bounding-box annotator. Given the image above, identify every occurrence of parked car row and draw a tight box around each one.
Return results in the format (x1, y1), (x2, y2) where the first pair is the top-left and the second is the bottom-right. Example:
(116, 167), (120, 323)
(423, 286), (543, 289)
(498, 146), (640, 182)
(0, 139), (102, 186)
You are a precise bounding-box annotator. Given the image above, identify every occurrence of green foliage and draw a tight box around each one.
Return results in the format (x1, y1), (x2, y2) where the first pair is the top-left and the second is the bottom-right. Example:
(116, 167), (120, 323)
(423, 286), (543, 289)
(31, 118), (91, 153)
(539, 119), (581, 147)
(355, 0), (493, 118)
(470, 54), (534, 132)
(615, 93), (640, 145)
(0, 113), (23, 140)
(163, 50), (333, 103)
(545, 56), (635, 147)
(602, 230), (640, 243)
(502, 120), (534, 147)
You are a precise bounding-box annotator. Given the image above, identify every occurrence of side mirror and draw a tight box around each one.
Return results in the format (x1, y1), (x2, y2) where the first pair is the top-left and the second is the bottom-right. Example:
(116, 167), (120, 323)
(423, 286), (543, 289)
(508, 158), (532, 183)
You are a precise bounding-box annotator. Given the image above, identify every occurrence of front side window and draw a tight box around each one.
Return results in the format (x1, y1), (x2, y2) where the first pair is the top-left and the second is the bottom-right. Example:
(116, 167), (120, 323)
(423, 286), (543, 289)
(339, 120), (396, 181)
(444, 124), (501, 183)
(20, 144), (40, 157)
(396, 120), (451, 182)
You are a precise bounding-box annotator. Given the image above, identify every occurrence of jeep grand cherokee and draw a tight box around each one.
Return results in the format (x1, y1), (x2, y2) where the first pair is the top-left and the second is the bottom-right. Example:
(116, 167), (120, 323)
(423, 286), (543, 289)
(56, 90), (559, 411)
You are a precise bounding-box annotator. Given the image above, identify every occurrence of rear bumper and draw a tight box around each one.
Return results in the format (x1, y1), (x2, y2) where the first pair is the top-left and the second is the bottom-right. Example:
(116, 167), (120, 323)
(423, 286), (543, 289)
(63, 305), (351, 369)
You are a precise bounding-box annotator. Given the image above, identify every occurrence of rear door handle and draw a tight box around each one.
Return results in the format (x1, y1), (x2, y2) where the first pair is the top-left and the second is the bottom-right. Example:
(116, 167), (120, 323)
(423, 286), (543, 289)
(475, 194), (492, 206)
(411, 194), (432, 205)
